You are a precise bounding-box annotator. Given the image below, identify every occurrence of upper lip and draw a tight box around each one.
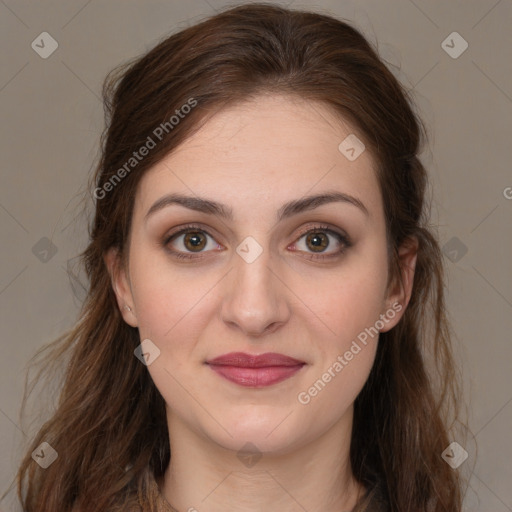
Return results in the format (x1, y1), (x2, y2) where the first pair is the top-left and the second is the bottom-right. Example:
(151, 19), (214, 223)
(206, 352), (305, 367)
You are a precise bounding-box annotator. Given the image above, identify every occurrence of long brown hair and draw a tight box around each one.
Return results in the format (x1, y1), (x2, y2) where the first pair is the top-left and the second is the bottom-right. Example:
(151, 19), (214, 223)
(11, 3), (472, 510)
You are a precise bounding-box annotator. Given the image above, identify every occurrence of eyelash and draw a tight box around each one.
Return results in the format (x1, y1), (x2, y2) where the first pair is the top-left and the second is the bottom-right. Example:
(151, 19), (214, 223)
(162, 223), (352, 262)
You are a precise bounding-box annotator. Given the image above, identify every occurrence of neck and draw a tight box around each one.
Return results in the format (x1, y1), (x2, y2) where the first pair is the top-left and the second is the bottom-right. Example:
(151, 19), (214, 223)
(160, 405), (365, 512)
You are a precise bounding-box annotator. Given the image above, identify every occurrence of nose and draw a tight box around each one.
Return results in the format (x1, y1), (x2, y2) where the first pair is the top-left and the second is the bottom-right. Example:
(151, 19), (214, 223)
(220, 245), (290, 338)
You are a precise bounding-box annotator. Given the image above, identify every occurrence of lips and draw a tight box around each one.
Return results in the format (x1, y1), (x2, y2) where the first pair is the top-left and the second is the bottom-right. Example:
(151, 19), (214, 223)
(205, 352), (306, 387)
(206, 352), (305, 367)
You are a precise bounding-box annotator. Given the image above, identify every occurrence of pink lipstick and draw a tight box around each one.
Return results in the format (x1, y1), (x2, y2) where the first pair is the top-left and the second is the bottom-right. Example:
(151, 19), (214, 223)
(206, 352), (306, 387)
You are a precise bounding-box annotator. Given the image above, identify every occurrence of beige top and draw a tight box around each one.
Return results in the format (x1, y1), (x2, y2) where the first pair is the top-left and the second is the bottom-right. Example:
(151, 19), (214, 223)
(140, 471), (388, 512)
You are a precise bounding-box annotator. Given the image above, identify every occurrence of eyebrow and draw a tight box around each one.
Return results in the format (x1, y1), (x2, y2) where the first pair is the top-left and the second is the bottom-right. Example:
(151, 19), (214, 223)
(144, 190), (369, 223)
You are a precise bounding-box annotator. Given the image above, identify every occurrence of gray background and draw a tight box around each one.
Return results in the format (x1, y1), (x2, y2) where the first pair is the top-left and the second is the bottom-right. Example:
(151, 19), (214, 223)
(1, 1), (511, 510)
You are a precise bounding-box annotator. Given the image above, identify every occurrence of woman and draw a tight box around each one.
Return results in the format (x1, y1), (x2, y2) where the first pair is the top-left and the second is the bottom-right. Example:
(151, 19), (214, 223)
(14, 3), (469, 511)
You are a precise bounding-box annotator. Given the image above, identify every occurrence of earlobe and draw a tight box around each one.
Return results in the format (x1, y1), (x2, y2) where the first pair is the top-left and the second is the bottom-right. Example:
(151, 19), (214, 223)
(103, 248), (138, 327)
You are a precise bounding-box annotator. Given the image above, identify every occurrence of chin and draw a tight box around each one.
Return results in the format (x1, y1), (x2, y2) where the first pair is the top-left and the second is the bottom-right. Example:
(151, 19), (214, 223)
(205, 411), (304, 456)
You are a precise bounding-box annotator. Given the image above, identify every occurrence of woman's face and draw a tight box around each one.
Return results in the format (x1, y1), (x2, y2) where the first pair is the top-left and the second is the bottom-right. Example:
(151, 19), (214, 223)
(108, 94), (414, 455)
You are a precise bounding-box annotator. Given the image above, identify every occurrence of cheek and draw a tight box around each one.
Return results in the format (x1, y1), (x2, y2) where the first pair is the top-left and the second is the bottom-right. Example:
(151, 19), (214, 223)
(129, 247), (213, 341)
(305, 344), (377, 432)
(129, 256), (213, 418)
(302, 249), (389, 349)
(316, 251), (387, 404)
(296, 282), (381, 420)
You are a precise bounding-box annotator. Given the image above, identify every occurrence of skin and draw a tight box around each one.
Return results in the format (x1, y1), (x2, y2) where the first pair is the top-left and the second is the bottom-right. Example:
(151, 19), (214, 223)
(106, 93), (417, 512)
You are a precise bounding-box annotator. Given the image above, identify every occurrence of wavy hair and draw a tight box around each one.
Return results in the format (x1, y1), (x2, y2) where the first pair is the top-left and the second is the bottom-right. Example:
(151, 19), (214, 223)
(11, 3), (472, 511)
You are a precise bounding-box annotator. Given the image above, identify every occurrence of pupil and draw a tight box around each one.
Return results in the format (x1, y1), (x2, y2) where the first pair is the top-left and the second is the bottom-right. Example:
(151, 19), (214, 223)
(308, 232), (328, 252)
(186, 232), (205, 250)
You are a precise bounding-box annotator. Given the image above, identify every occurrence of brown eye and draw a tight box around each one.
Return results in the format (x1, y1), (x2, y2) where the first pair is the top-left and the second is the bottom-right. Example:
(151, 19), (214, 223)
(163, 225), (220, 260)
(163, 223), (351, 262)
(182, 231), (207, 252)
(305, 231), (329, 252)
(293, 224), (351, 260)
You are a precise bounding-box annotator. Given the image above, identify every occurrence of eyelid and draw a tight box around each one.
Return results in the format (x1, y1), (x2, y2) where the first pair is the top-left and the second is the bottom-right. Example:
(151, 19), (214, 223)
(293, 223), (351, 245)
(289, 224), (351, 259)
(163, 223), (222, 246)
(162, 222), (351, 260)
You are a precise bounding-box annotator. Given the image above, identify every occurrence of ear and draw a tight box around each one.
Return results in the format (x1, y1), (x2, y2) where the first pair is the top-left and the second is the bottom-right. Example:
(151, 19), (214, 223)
(104, 247), (138, 328)
(379, 236), (418, 333)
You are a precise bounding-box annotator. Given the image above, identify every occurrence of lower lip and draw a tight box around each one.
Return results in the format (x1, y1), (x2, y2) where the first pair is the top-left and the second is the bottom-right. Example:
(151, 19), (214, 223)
(207, 364), (305, 387)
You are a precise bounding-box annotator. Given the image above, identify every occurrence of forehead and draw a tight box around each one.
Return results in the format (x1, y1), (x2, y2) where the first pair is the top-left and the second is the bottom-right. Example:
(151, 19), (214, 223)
(134, 94), (382, 222)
